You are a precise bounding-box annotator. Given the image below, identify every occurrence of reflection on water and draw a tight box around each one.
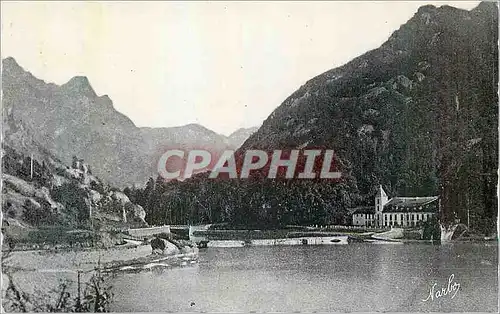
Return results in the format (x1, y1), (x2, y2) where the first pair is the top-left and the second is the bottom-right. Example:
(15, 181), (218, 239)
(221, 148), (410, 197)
(110, 243), (498, 312)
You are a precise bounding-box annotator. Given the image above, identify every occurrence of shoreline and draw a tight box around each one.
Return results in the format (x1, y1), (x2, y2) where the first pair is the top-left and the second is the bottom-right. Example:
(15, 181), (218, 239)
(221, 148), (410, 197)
(4, 233), (497, 255)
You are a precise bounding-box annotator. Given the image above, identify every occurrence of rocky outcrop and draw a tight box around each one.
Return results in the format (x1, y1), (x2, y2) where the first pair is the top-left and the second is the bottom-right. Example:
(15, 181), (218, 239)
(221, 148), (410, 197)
(150, 236), (199, 256)
(93, 190), (147, 226)
(150, 237), (180, 255)
(2, 142), (147, 231)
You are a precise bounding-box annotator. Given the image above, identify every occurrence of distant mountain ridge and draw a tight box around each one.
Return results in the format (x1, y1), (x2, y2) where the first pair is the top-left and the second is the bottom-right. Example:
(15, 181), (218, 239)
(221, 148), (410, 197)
(1, 57), (257, 187)
(227, 127), (259, 148)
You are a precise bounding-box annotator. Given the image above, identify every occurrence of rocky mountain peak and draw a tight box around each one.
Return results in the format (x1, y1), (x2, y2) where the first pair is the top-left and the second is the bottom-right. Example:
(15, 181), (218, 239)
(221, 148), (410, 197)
(2, 56), (21, 71)
(62, 75), (96, 97)
(184, 123), (213, 133)
(416, 4), (436, 14)
(98, 94), (114, 109)
(2, 56), (46, 87)
(473, 1), (498, 13)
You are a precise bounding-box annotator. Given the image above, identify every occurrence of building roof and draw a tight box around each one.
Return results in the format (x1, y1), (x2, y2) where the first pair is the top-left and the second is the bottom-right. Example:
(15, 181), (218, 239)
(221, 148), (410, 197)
(351, 206), (375, 215)
(376, 185), (388, 199)
(383, 196), (438, 213)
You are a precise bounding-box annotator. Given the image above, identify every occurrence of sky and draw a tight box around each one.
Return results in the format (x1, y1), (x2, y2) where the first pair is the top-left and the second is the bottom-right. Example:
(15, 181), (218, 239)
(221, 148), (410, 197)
(1, 1), (480, 135)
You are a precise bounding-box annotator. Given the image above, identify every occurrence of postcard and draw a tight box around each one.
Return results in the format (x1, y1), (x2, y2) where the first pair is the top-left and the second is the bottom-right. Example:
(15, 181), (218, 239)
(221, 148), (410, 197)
(1, 1), (498, 313)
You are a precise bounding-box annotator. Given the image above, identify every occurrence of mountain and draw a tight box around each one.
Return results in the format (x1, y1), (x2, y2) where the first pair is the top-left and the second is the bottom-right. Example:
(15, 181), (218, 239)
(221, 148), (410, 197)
(1, 58), (255, 187)
(139, 2), (497, 234)
(239, 2), (498, 231)
(2, 113), (148, 247)
(227, 127), (259, 148)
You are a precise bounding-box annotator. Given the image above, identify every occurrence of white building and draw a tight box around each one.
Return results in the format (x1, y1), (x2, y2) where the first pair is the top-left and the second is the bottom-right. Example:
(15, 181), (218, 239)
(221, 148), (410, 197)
(351, 206), (376, 227)
(352, 185), (438, 228)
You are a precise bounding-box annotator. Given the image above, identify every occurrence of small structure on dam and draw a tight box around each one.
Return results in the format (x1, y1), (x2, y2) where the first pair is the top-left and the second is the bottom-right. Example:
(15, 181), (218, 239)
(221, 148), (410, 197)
(127, 225), (171, 238)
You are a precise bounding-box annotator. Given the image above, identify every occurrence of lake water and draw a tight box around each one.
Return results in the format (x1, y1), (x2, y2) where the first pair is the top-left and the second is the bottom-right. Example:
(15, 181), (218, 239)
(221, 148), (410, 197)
(109, 243), (498, 312)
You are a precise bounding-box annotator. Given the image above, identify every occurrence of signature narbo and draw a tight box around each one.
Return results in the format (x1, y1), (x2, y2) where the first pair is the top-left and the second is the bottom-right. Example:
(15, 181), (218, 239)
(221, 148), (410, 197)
(422, 274), (461, 302)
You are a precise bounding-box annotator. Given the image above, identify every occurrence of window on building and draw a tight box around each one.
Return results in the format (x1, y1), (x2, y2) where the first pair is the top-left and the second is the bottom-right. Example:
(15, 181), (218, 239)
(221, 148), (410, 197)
(376, 199), (379, 205)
